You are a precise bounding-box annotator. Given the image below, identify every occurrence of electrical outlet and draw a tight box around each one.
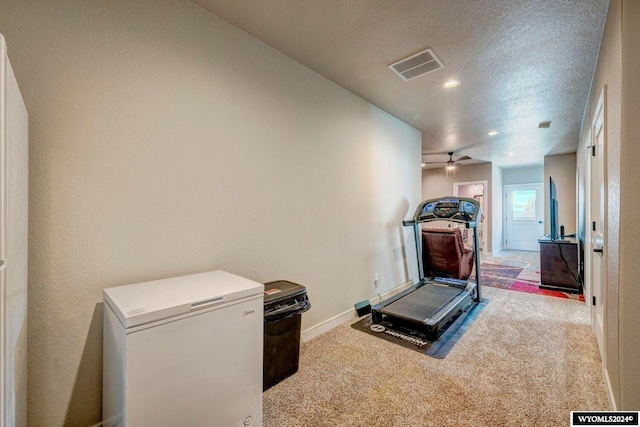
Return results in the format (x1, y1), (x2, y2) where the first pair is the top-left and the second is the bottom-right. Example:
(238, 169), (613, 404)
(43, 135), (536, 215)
(374, 273), (379, 287)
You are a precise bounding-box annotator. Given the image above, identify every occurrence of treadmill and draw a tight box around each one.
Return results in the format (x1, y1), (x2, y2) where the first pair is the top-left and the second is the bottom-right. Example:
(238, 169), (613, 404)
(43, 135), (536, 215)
(371, 197), (482, 340)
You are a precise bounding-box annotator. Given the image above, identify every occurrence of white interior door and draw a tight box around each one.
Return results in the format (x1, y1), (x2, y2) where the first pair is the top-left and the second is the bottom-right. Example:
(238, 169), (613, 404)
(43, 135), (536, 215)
(1, 36), (29, 427)
(504, 183), (544, 251)
(590, 88), (606, 358)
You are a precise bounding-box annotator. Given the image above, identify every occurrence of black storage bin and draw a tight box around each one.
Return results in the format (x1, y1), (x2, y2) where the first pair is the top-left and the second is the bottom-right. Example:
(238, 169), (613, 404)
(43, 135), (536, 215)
(263, 280), (310, 391)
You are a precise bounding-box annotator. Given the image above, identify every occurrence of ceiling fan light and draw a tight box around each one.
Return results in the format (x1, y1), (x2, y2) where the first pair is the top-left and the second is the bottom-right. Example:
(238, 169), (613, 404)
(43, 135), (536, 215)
(443, 79), (461, 89)
(446, 161), (455, 170)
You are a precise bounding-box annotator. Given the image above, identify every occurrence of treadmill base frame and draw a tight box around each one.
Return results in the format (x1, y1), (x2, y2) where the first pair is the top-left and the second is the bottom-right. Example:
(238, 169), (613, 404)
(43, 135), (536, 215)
(371, 279), (477, 341)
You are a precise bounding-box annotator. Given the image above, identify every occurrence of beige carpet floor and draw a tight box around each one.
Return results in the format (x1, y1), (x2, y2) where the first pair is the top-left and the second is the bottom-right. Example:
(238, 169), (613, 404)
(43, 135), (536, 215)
(264, 286), (608, 427)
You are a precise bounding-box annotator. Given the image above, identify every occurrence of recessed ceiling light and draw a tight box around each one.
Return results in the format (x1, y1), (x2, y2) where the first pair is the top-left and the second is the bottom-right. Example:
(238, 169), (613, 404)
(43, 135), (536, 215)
(508, 152), (515, 156)
(443, 79), (461, 89)
(488, 131), (499, 136)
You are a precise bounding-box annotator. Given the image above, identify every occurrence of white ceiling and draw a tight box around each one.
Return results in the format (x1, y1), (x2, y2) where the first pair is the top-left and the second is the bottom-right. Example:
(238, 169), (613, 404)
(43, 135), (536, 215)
(191, 0), (608, 169)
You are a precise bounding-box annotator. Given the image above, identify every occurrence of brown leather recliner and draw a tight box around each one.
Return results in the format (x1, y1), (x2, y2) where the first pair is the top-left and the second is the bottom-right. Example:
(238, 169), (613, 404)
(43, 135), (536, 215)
(421, 228), (475, 280)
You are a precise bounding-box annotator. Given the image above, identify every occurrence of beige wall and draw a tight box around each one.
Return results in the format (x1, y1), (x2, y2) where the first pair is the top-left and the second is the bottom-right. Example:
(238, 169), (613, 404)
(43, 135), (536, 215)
(577, 0), (622, 409)
(0, 1), (422, 425)
(422, 162), (494, 252)
(544, 153), (577, 235)
(581, 0), (640, 410)
(617, 0), (640, 411)
(491, 164), (503, 252)
(503, 166), (544, 185)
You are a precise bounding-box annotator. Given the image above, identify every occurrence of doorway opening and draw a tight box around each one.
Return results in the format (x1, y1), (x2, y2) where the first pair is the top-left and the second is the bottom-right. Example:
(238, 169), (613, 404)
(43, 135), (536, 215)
(453, 181), (487, 253)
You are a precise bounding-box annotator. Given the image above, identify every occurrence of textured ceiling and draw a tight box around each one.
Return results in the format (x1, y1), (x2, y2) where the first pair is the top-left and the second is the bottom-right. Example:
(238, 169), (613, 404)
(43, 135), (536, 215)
(191, 0), (608, 168)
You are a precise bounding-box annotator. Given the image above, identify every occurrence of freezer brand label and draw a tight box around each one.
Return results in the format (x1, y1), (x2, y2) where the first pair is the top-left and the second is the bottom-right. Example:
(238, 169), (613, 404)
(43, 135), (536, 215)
(242, 310), (255, 316)
(264, 288), (282, 295)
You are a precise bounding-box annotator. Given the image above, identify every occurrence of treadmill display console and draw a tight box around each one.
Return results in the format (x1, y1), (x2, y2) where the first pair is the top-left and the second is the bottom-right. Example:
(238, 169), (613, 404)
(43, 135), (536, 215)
(461, 201), (475, 214)
(432, 199), (459, 218)
(417, 197), (480, 224)
(422, 202), (436, 213)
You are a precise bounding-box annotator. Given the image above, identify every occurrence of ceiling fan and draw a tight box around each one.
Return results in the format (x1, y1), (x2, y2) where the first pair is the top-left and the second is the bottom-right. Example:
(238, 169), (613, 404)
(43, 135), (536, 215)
(422, 151), (471, 169)
(422, 151), (472, 178)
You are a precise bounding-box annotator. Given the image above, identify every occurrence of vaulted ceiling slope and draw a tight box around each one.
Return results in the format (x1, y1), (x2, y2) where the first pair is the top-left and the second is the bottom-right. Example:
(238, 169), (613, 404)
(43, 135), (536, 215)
(192, 0), (608, 168)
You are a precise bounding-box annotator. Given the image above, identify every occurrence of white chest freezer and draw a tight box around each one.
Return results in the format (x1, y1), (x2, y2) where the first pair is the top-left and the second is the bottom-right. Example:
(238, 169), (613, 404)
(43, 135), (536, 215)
(103, 270), (264, 427)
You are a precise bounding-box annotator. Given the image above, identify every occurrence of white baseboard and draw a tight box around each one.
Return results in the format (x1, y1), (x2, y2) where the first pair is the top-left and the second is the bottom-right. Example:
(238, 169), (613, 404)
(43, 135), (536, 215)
(603, 366), (618, 410)
(301, 280), (414, 343)
(301, 308), (354, 342)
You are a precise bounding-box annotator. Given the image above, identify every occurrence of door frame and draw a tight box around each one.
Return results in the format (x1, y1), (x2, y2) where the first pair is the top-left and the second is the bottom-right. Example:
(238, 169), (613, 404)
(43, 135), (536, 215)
(583, 127), (592, 310)
(453, 180), (488, 253)
(586, 86), (606, 362)
(503, 182), (544, 251)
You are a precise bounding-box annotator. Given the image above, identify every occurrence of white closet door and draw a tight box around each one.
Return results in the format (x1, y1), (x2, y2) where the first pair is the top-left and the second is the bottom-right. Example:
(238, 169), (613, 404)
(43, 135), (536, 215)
(0, 34), (29, 427)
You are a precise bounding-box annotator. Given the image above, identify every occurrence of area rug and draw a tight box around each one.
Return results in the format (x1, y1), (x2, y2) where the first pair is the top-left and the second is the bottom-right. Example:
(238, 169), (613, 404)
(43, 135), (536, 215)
(476, 263), (524, 288)
(470, 262), (584, 301)
(511, 280), (586, 302)
(350, 300), (487, 359)
(481, 263), (524, 278)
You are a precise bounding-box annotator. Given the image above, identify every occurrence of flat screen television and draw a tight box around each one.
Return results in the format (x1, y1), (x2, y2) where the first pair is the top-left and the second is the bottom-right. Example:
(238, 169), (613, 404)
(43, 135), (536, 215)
(549, 176), (559, 240)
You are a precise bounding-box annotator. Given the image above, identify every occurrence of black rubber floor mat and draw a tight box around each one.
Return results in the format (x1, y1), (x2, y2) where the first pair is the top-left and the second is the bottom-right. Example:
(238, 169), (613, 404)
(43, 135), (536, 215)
(351, 299), (488, 359)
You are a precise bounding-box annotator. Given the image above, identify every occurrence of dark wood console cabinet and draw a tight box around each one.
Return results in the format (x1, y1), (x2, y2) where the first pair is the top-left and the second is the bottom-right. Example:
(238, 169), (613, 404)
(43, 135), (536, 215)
(538, 236), (582, 293)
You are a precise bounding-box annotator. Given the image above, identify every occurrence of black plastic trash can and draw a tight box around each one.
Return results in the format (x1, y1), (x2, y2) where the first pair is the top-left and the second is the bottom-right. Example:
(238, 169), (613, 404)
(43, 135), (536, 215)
(263, 280), (310, 391)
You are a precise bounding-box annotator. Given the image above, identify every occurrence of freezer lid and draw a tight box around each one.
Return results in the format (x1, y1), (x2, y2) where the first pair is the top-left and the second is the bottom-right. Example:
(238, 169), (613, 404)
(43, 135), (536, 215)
(103, 270), (264, 328)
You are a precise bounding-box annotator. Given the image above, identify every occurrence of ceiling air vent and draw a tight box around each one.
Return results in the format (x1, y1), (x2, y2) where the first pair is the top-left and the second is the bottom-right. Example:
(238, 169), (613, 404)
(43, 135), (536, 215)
(388, 49), (444, 81)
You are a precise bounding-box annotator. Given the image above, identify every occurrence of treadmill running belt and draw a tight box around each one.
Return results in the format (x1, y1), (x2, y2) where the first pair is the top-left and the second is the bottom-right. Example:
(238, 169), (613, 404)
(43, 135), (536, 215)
(381, 284), (462, 323)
